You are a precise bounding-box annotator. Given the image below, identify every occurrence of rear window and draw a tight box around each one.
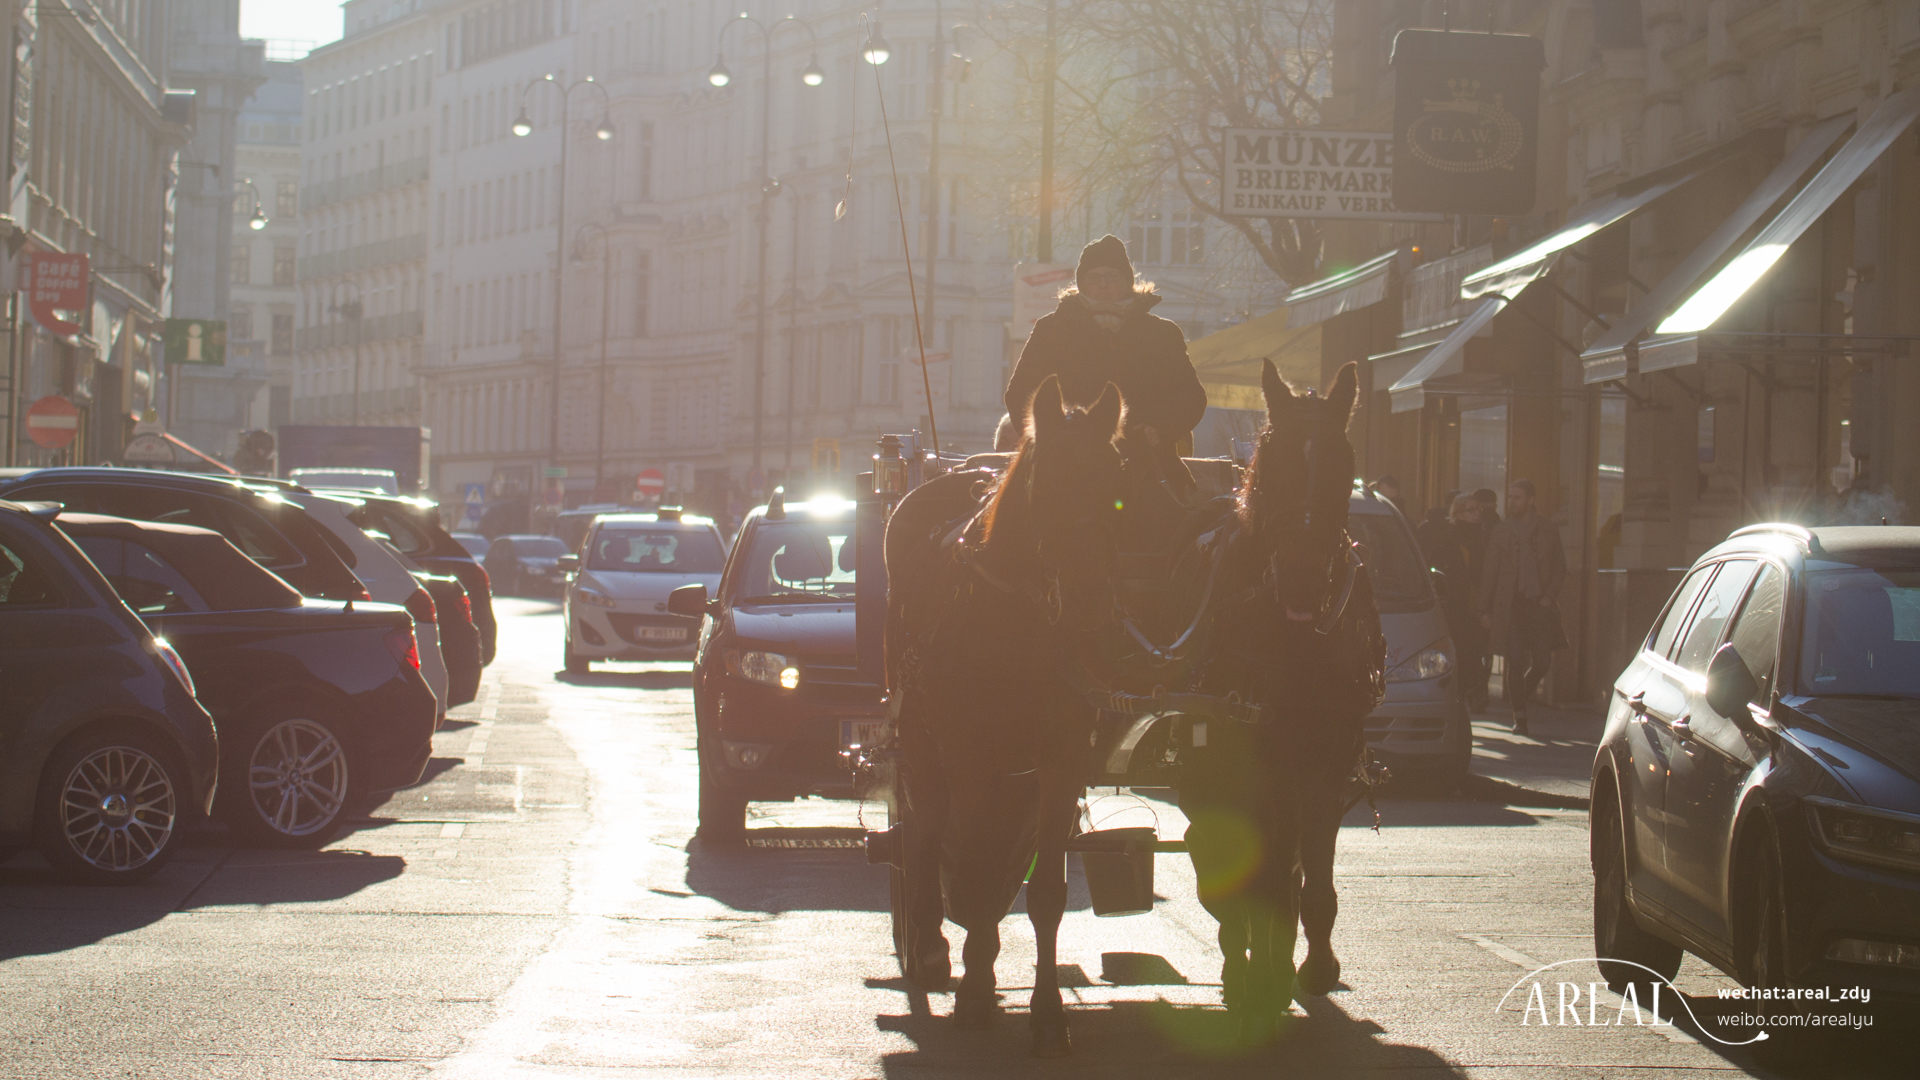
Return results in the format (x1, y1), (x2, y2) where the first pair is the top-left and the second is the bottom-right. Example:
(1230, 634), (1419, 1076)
(19, 484), (303, 569)
(0, 532), (62, 607)
(504, 536), (568, 557)
(72, 537), (207, 615)
(587, 527), (724, 572)
(1347, 512), (1434, 615)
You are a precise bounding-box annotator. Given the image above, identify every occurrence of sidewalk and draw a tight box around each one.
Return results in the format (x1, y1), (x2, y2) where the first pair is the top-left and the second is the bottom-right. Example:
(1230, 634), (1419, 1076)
(1468, 701), (1602, 809)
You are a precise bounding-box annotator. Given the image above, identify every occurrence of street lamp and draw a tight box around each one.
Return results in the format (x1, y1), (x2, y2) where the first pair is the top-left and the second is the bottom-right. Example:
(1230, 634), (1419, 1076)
(231, 177), (269, 229)
(512, 73), (613, 482)
(705, 12), (826, 483)
(862, 23), (891, 65)
(327, 280), (363, 424)
(572, 223), (614, 499)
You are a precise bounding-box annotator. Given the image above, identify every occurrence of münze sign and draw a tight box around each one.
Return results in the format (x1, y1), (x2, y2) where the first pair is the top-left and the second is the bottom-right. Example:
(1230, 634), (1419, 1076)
(1220, 128), (1443, 222)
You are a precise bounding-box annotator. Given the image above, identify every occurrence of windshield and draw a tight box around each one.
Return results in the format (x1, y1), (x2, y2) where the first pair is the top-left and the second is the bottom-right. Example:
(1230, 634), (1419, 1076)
(1347, 512), (1435, 615)
(733, 520), (855, 600)
(588, 527), (724, 573)
(1799, 568), (1920, 698)
(511, 537), (569, 558)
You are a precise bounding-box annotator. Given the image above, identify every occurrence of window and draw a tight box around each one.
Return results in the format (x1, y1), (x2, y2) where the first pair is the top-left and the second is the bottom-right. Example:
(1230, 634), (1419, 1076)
(276, 179), (298, 219)
(272, 245), (296, 287)
(71, 537), (207, 615)
(1675, 560), (1760, 672)
(588, 527), (724, 572)
(271, 313), (293, 355)
(0, 535), (59, 606)
(1799, 568), (1920, 698)
(733, 521), (856, 600)
(1725, 564), (1785, 702)
(231, 243), (252, 284)
(633, 250), (650, 336)
(230, 307), (253, 341)
(1650, 566), (1714, 658)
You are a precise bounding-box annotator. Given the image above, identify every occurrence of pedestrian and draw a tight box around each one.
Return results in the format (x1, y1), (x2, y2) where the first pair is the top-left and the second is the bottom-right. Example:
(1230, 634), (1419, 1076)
(1414, 495), (1458, 578)
(1373, 474), (1404, 515)
(1473, 479), (1566, 735)
(1448, 493), (1491, 711)
(1471, 488), (1501, 533)
(1004, 234), (1207, 489)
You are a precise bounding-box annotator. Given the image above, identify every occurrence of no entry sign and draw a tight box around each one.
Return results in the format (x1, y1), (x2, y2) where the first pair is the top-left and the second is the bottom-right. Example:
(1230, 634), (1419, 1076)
(635, 468), (666, 498)
(25, 395), (78, 449)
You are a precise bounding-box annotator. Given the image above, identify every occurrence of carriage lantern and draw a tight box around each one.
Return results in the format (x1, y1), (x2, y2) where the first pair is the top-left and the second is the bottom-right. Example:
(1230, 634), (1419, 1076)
(875, 434), (909, 497)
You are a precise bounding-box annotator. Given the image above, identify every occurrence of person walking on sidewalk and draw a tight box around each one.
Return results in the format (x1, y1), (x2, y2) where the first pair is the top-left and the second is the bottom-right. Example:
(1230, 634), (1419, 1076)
(1447, 493), (1491, 712)
(1474, 479), (1566, 735)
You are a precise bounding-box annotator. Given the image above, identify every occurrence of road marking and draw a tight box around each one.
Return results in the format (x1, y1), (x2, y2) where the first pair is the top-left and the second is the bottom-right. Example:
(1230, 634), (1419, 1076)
(440, 823), (466, 839)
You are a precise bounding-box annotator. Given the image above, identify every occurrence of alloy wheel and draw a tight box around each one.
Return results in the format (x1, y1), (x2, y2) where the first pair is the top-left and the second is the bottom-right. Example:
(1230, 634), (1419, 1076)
(58, 745), (178, 872)
(248, 719), (350, 838)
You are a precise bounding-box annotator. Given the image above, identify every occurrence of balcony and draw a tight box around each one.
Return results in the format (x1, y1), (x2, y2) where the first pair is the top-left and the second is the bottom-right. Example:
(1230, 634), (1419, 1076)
(296, 310), (424, 350)
(300, 156), (430, 212)
(297, 234), (428, 280)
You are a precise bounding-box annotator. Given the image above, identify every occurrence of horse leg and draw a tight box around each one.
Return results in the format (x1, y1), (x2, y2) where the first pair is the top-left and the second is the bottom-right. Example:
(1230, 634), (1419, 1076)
(1026, 785), (1076, 1058)
(899, 763), (952, 990)
(1295, 788), (1343, 997)
(1216, 906), (1249, 1016)
(952, 919), (1001, 1029)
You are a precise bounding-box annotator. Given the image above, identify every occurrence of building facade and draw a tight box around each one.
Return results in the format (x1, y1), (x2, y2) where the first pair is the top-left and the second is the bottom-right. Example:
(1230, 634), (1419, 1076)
(230, 59), (303, 436)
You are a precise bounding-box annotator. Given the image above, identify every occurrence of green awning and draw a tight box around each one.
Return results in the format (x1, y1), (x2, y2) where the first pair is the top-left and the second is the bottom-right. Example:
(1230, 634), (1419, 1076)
(1188, 307), (1322, 411)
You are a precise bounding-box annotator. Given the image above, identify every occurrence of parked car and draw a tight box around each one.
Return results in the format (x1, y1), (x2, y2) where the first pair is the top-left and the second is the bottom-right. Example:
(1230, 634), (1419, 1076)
(672, 495), (883, 841)
(0, 500), (219, 884)
(276, 490), (454, 720)
(0, 468), (367, 601)
(287, 467), (400, 495)
(452, 532), (490, 559)
(330, 492), (498, 666)
(486, 534), (570, 596)
(55, 513), (436, 847)
(559, 510), (726, 671)
(1348, 488), (1473, 789)
(1592, 523), (1920, 1004)
(414, 567), (481, 707)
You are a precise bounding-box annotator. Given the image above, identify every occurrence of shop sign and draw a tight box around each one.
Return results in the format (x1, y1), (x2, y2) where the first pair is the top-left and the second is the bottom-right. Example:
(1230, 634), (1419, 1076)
(1220, 129), (1442, 222)
(1390, 30), (1545, 214)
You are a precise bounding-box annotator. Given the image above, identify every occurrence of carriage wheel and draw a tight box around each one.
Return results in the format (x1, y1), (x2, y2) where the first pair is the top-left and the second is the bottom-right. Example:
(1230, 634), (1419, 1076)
(883, 763), (909, 963)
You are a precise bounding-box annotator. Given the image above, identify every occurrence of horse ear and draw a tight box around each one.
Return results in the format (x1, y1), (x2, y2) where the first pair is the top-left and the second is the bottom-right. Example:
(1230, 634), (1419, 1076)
(1086, 382), (1125, 440)
(1260, 358), (1292, 417)
(1027, 375), (1066, 438)
(1326, 362), (1359, 433)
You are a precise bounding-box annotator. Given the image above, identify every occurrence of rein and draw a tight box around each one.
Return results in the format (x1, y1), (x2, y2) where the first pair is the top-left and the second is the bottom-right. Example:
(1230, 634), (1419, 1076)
(1116, 534), (1226, 665)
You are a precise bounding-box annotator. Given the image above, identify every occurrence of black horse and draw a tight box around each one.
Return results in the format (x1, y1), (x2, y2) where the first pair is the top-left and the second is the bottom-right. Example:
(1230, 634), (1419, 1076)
(1180, 359), (1386, 1043)
(883, 375), (1128, 1057)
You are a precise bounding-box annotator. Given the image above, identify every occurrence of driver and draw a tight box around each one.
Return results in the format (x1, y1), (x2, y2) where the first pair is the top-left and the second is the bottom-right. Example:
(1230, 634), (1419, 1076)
(1003, 234), (1207, 487)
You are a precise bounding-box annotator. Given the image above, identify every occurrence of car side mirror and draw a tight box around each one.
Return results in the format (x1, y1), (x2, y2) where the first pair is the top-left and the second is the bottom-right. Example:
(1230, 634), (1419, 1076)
(1428, 568), (1448, 599)
(1706, 642), (1760, 718)
(667, 582), (710, 619)
(557, 554), (580, 573)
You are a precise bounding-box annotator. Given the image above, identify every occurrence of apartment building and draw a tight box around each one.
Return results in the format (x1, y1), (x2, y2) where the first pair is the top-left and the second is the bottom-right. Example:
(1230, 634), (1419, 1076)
(230, 58), (303, 433)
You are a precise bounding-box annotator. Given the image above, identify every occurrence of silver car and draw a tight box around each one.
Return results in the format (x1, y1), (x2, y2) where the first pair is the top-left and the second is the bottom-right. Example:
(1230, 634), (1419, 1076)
(1348, 490), (1473, 788)
(561, 511), (727, 670)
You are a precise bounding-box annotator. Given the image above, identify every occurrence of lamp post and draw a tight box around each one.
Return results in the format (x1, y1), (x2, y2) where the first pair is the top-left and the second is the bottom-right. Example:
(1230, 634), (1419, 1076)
(706, 13), (825, 487)
(573, 222), (614, 498)
(236, 178), (269, 230)
(327, 280), (363, 424)
(511, 74), (613, 480)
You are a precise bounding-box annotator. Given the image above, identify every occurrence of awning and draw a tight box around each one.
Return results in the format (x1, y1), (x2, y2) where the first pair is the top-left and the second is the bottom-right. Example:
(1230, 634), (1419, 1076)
(1580, 113), (1854, 382)
(162, 432), (239, 474)
(1384, 297), (1506, 413)
(1617, 86), (1920, 376)
(1282, 248), (1404, 328)
(1187, 307), (1322, 411)
(1458, 170), (1703, 302)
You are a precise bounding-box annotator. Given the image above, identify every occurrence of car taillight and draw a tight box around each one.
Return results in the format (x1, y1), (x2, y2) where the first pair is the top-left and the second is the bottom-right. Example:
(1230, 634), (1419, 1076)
(456, 593), (472, 623)
(405, 587), (438, 624)
(384, 626), (421, 669)
(152, 638), (196, 697)
(351, 581), (373, 602)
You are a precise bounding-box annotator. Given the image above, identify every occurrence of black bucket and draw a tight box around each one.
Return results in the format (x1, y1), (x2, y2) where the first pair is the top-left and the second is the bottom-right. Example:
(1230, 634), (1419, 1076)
(1080, 827), (1157, 917)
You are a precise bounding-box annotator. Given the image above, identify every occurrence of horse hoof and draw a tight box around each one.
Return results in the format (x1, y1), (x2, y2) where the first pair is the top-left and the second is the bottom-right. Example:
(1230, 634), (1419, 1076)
(1029, 1018), (1072, 1058)
(905, 948), (952, 991)
(1297, 952), (1341, 997)
(952, 990), (996, 1030)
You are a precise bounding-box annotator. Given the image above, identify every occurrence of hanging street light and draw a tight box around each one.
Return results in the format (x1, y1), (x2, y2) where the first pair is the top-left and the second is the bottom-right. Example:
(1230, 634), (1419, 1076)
(862, 24), (890, 65)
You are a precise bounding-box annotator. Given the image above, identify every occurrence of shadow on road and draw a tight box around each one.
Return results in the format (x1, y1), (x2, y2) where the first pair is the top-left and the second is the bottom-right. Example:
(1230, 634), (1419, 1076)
(875, 993), (1468, 1078)
(0, 845), (404, 961)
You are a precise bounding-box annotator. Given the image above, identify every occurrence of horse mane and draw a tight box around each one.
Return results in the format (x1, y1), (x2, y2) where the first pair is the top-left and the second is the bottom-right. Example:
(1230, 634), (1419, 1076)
(1234, 425), (1269, 530)
(977, 436), (1036, 545)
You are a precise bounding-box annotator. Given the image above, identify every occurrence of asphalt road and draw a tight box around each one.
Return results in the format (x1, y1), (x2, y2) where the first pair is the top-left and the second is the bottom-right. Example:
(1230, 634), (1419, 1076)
(0, 599), (1905, 1078)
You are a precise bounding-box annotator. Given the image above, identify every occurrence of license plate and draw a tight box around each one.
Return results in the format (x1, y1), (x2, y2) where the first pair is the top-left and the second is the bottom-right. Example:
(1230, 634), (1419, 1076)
(840, 719), (886, 749)
(637, 626), (688, 642)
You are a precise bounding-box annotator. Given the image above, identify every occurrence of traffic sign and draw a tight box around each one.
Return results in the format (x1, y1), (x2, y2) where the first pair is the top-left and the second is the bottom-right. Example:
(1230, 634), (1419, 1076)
(635, 468), (666, 498)
(163, 318), (226, 366)
(463, 483), (486, 526)
(123, 433), (175, 463)
(25, 395), (78, 449)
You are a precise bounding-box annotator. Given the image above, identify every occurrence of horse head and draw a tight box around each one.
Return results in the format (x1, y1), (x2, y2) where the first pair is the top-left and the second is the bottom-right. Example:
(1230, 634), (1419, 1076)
(1241, 359), (1360, 629)
(981, 375), (1127, 632)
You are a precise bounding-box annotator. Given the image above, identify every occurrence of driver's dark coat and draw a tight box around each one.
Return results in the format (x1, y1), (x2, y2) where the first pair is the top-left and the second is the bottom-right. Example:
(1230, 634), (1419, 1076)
(1005, 291), (1207, 446)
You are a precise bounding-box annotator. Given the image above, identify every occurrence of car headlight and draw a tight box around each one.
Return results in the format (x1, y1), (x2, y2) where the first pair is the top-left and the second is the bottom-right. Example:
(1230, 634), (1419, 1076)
(573, 589), (617, 609)
(1807, 796), (1920, 872)
(726, 649), (796, 688)
(1386, 646), (1453, 682)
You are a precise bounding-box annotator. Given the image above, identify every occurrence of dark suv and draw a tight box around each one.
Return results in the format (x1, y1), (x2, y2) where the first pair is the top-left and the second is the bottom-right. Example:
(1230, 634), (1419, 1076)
(670, 496), (884, 841)
(0, 500), (220, 884)
(1593, 523), (1920, 1005)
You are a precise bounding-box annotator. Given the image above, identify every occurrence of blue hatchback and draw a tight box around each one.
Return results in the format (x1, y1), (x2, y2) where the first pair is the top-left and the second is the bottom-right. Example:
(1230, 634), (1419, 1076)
(1592, 523), (1920, 1005)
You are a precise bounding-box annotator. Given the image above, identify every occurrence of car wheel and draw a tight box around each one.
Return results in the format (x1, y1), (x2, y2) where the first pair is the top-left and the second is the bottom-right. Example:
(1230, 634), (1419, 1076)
(564, 638), (591, 674)
(35, 725), (186, 885)
(1592, 791), (1682, 999)
(1740, 830), (1794, 990)
(697, 729), (747, 845)
(220, 710), (353, 849)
